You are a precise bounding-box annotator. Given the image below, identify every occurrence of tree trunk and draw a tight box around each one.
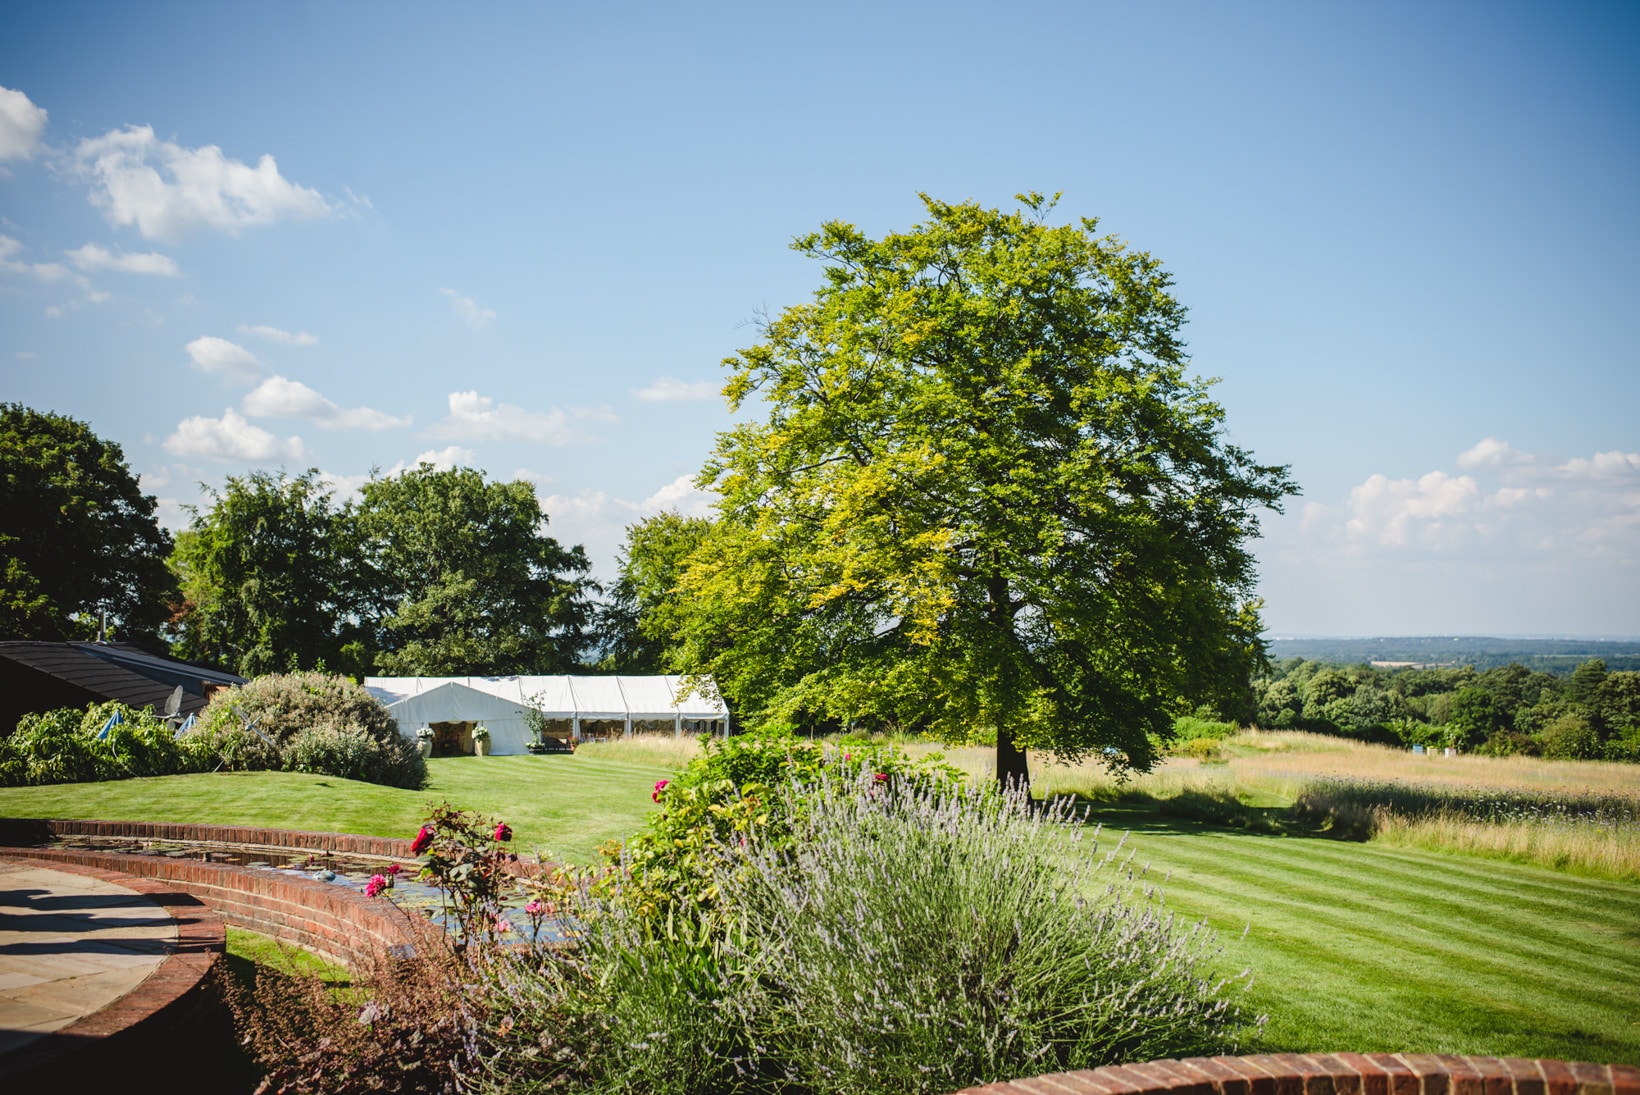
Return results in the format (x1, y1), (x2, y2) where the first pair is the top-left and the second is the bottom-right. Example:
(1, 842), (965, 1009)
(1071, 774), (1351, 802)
(996, 720), (1030, 794)
(986, 561), (1030, 793)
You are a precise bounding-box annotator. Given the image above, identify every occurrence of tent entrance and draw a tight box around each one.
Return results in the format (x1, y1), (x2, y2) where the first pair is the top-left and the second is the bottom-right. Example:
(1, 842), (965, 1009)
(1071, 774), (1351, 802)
(431, 720), (474, 756)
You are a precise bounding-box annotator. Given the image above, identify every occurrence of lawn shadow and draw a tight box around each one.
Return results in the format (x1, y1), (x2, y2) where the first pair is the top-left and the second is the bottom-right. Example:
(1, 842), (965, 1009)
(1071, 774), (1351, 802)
(1052, 792), (1341, 840)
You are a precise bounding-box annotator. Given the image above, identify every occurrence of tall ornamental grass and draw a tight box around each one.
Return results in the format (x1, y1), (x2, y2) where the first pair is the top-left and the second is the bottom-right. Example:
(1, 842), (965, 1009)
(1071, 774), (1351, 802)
(1295, 778), (1640, 880)
(479, 755), (1256, 1095)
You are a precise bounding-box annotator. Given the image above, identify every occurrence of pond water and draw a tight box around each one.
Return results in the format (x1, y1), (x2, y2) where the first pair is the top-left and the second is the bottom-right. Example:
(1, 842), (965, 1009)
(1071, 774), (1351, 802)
(45, 836), (567, 944)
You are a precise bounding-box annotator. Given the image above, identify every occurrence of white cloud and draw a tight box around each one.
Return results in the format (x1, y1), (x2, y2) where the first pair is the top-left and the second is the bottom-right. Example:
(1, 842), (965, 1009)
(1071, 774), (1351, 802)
(66, 243), (180, 276)
(164, 408), (306, 462)
(640, 474), (717, 518)
(1455, 437), (1530, 469)
(440, 288), (495, 329)
(634, 376), (718, 402)
(539, 474), (719, 578)
(185, 335), (261, 383)
(1302, 438), (1639, 562)
(71, 124), (332, 241)
(1, 235), (84, 285)
(16, 351), (37, 360)
(242, 375), (410, 430)
(409, 446), (475, 470)
(238, 324), (317, 346)
(1559, 450), (1640, 479)
(0, 86), (47, 162)
(424, 390), (613, 445)
(1345, 471), (1479, 546)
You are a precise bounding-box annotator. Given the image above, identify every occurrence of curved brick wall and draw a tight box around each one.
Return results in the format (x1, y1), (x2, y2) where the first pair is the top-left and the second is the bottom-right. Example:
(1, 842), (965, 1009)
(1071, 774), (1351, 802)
(0, 856), (232, 1087)
(0, 816), (415, 859)
(0, 820), (440, 968)
(953, 1054), (1639, 1095)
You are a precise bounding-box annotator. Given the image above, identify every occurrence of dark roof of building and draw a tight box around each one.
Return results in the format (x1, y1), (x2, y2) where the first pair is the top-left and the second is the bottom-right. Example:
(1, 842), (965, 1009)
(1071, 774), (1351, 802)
(0, 642), (245, 716)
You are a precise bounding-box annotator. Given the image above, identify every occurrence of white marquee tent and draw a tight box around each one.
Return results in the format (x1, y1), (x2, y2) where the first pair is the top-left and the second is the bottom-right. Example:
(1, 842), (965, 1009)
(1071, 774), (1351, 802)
(363, 675), (730, 756)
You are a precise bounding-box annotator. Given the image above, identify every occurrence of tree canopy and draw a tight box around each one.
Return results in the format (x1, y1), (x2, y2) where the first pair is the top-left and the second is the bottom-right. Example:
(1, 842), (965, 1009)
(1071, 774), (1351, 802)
(351, 465), (596, 675)
(597, 511), (715, 673)
(0, 403), (175, 647)
(170, 469), (358, 676)
(670, 194), (1296, 785)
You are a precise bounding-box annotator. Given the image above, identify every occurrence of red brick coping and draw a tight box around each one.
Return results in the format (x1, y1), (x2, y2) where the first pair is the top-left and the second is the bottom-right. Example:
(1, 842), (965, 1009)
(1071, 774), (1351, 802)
(0, 816), (416, 859)
(952, 1054), (1640, 1095)
(0, 820), (441, 968)
(0, 856), (227, 1083)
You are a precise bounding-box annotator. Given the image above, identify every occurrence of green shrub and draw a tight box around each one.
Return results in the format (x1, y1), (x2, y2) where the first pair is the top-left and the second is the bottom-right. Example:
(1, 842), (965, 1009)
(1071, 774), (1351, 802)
(1171, 715), (1238, 743)
(0, 674), (424, 789)
(282, 722), (425, 788)
(200, 672), (425, 789)
(1537, 713), (1601, 760)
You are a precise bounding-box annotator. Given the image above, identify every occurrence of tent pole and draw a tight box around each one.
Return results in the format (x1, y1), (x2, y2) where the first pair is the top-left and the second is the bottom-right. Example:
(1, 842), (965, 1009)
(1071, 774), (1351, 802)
(674, 710), (682, 739)
(572, 715), (581, 742)
(624, 714), (632, 739)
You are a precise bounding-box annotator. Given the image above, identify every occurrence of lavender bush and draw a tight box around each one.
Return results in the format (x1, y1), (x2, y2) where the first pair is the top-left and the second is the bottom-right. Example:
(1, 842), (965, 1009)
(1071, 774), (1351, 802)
(476, 752), (1256, 1095)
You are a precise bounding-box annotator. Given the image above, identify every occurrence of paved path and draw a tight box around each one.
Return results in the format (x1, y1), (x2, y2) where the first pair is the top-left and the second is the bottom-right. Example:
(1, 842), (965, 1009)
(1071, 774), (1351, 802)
(0, 859), (177, 1056)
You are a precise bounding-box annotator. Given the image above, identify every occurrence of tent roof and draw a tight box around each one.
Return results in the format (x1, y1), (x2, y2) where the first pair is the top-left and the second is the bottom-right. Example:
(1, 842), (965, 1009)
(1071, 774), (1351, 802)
(363, 674), (726, 720)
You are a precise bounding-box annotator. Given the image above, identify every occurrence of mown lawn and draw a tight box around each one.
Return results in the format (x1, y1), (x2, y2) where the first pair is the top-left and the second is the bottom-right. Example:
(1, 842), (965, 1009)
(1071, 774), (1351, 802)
(0, 752), (672, 861)
(3, 741), (1637, 1064)
(1082, 803), (1640, 1065)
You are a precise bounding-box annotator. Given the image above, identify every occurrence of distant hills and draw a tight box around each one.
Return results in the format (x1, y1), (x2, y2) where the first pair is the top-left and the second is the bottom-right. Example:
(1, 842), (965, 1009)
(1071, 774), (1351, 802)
(1265, 636), (1640, 675)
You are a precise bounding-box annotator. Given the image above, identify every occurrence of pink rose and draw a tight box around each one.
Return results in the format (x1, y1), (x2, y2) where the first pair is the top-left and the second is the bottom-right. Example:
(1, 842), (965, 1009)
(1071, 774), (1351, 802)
(493, 822), (512, 842)
(365, 874), (387, 898)
(652, 778), (670, 803)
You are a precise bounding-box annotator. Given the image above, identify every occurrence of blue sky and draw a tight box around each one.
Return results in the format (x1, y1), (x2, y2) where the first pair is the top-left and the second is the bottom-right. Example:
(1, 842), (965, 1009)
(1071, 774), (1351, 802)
(3, 1), (1636, 636)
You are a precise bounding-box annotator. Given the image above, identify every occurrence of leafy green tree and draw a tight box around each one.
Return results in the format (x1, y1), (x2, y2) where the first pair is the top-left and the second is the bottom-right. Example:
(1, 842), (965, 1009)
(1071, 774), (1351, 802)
(0, 403), (175, 647)
(597, 512), (714, 673)
(1571, 659), (1609, 712)
(351, 464), (595, 675)
(673, 194), (1296, 785)
(1448, 686), (1508, 750)
(170, 469), (357, 676)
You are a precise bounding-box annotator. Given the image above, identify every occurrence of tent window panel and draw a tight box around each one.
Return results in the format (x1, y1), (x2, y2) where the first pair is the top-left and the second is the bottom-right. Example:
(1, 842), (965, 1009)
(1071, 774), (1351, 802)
(531, 717), (575, 743)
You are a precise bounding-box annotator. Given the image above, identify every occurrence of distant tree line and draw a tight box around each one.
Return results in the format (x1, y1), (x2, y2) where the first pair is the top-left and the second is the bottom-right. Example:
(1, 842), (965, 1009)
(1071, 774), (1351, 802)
(1255, 658), (1640, 761)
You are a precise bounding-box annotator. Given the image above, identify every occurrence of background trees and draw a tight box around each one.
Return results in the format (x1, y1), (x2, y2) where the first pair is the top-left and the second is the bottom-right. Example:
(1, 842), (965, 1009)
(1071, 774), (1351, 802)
(170, 463), (595, 677)
(595, 512), (714, 673)
(170, 470), (356, 676)
(351, 465), (595, 675)
(0, 403), (175, 648)
(668, 194), (1296, 784)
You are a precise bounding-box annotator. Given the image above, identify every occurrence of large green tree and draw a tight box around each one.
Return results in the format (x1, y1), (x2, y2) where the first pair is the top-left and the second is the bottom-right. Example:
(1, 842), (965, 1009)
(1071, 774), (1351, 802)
(597, 511), (715, 673)
(169, 469), (358, 676)
(0, 404), (175, 647)
(674, 194), (1296, 785)
(351, 464), (595, 675)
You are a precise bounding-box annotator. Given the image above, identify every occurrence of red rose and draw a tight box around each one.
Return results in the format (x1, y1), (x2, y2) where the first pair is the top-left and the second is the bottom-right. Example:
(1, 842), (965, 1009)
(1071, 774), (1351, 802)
(410, 825), (434, 855)
(652, 778), (670, 803)
(493, 822), (513, 843)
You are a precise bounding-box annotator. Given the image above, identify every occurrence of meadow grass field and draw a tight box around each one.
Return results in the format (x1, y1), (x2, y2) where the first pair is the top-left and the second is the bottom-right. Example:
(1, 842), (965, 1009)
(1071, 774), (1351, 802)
(2, 731), (1636, 1064)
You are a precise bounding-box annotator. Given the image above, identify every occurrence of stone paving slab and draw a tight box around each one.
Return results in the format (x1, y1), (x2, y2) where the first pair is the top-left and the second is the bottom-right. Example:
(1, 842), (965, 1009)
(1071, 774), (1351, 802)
(0, 860), (176, 1057)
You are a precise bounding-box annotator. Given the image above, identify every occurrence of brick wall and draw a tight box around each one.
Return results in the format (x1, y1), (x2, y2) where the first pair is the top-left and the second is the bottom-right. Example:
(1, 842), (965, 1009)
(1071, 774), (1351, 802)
(0, 816), (416, 859)
(952, 1054), (1640, 1095)
(1, 842), (440, 968)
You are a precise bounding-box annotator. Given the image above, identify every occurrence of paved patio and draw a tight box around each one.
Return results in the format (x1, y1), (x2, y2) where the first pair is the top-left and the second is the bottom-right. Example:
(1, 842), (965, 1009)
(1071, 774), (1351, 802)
(0, 859), (177, 1056)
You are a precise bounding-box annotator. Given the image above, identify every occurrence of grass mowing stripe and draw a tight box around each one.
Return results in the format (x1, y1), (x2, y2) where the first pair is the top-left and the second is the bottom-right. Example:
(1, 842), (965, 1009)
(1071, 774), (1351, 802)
(1147, 835), (1640, 969)
(1144, 862), (1640, 1060)
(1133, 835), (1640, 995)
(1127, 826), (1640, 933)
